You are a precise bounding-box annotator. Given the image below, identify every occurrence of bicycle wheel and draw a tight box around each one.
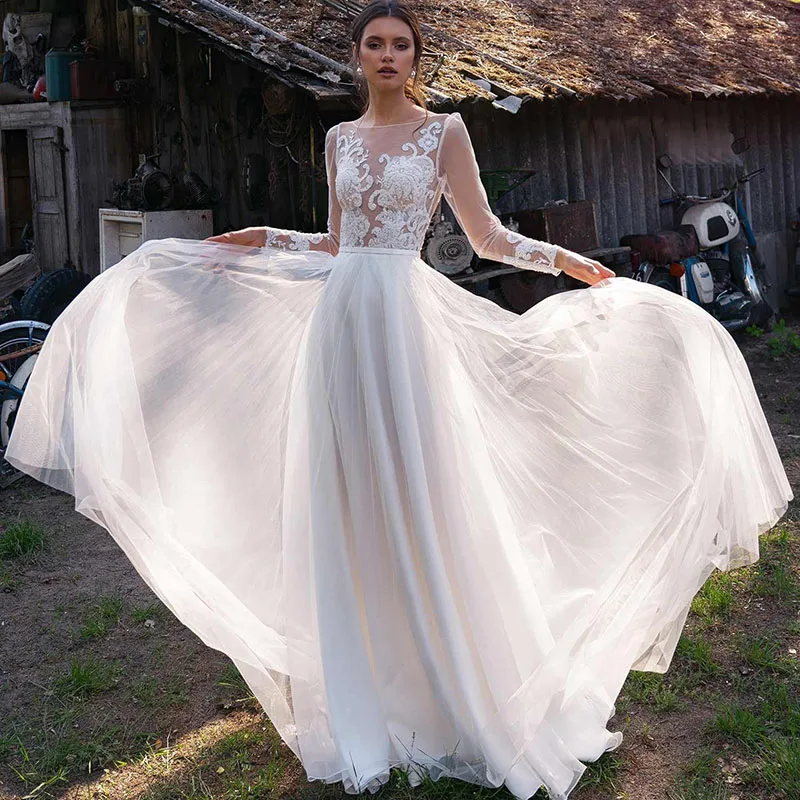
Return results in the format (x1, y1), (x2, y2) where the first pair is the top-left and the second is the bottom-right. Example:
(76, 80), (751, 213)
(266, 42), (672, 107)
(0, 321), (50, 449)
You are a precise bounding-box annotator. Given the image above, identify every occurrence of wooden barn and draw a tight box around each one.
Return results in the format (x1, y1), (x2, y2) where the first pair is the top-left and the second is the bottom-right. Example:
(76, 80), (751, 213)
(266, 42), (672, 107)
(1, 0), (798, 311)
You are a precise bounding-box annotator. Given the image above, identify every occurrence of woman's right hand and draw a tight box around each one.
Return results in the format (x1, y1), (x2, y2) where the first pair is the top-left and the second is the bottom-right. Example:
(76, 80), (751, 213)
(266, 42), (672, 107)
(205, 227), (266, 247)
(555, 248), (616, 286)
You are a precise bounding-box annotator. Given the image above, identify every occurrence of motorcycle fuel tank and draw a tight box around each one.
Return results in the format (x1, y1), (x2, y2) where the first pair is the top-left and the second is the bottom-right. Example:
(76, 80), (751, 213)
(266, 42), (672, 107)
(681, 202), (740, 248)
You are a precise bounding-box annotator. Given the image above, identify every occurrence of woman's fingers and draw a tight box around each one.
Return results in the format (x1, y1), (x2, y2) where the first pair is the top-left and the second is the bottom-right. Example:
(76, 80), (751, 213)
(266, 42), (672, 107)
(557, 250), (616, 286)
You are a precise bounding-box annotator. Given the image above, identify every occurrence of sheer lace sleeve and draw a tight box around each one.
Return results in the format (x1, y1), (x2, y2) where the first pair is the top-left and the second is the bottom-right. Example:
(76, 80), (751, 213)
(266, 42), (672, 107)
(262, 125), (341, 255)
(439, 113), (562, 275)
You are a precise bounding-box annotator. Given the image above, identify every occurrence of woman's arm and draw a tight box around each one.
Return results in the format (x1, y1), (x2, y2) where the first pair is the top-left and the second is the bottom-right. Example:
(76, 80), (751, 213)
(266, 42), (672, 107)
(438, 114), (613, 285)
(207, 125), (341, 255)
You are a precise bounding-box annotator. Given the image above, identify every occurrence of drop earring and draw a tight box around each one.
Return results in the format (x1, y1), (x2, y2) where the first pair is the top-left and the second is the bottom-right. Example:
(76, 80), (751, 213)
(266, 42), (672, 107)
(410, 67), (416, 78)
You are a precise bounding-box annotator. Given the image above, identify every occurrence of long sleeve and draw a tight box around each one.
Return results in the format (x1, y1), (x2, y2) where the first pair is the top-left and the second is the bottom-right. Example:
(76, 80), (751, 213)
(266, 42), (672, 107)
(438, 113), (562, 275)
(262, 125), (341, 255)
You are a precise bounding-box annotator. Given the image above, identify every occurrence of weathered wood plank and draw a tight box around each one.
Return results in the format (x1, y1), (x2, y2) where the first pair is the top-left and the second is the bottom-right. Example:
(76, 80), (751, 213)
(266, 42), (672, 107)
(0, 103), (56, 130)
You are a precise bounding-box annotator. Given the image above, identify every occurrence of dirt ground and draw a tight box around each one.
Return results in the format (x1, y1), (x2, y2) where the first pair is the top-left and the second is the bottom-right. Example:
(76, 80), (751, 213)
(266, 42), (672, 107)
(0, 313), (798, 800)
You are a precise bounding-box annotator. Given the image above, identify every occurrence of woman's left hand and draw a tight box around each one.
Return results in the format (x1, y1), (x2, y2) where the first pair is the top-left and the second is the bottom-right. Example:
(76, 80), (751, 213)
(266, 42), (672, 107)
(555, 249), (616, 286)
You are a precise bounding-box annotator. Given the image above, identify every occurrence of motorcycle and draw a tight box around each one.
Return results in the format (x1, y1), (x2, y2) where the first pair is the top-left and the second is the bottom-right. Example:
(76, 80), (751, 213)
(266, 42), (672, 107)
(622, 166), (774, 332)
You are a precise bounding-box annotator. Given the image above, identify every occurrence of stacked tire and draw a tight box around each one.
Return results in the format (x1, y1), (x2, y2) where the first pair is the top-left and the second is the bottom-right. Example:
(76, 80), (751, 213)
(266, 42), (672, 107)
(19, 268), (93, 325)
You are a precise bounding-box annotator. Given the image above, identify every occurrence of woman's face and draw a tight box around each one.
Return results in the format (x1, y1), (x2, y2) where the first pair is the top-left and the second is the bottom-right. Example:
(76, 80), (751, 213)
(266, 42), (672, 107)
(354, 16), (416, 92)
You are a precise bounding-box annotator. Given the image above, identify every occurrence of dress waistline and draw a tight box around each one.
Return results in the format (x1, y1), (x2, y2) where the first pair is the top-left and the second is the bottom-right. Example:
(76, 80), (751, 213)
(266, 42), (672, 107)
(338, 246), (420, 257)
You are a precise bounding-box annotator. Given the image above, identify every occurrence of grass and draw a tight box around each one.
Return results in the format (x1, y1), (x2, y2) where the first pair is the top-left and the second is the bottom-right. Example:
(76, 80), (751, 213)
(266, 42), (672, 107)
(0, 518), (48, 559)
(2, 658), (155, 797)
(215, 664), (258, 710)
(620, 672), (681, 712)
(3, 718), (156, 796)
(77, 594), (124, 641)
(693, 626), (800, 799)
(739, 634), (796, 676)
(766, 318), (800, 358)
(132, 601), (166, 625)
(668, 751), (729, 800)
(574, 751), (623, 792)
(747, 528), (800, 603)
(53, 656), (123, 700)
(131, 674), (189, 708)
(675, 634), (718, 676)
(690, 571), (736, 620)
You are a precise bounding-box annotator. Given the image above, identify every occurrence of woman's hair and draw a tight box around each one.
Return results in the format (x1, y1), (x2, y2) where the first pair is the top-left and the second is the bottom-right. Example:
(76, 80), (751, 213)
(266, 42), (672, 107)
(350, 0), (427, 110)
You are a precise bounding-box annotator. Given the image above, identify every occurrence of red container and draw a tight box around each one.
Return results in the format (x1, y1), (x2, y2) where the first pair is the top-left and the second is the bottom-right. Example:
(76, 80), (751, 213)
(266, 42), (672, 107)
(69, 60), (128, 100)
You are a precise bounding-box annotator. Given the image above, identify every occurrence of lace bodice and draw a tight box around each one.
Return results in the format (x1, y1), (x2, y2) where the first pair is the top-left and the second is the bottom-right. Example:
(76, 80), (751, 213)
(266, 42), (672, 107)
(264, 112), (562, 275)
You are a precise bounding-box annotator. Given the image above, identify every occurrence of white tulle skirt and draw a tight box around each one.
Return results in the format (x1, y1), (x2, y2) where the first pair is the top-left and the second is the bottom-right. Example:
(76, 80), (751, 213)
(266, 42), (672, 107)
(6, 239), (792, 799)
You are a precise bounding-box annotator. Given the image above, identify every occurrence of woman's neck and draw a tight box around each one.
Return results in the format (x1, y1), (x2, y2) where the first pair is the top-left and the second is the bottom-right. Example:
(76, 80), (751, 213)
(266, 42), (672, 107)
(360, 89), (425, 126)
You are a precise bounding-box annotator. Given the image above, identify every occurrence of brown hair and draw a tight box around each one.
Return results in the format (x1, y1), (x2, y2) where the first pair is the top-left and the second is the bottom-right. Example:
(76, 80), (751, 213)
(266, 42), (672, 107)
(350, 0), (427, 111)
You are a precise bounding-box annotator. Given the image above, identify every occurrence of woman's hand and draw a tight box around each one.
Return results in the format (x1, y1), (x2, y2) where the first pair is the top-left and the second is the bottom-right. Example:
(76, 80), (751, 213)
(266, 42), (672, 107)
(205, 227), (266, 247)
(555, 248), (616, 286)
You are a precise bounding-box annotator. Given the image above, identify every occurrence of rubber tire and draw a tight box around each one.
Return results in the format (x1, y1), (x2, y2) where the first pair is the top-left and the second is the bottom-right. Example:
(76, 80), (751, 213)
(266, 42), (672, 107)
(0, 324), (49, 448)
(647, 267), (677, 294)
(20, 268), (93, 324)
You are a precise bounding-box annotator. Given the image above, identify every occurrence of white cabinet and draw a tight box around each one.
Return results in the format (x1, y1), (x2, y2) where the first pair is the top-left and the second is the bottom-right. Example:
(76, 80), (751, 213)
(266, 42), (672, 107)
(98, 208), (213, 272)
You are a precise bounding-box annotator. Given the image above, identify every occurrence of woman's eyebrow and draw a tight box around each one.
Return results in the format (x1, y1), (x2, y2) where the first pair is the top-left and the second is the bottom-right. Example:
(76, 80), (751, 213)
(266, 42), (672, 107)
(364, 35), (411, 42)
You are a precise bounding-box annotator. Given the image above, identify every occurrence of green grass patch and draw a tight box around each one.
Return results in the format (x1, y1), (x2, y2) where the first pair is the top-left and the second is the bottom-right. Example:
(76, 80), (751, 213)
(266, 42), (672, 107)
(0, 518), (47, 559)
(3, 716), (156, 796)
(137, 725), (287, 800)
(766, 318), (800, 358)
(708, 685), (800, 798)
(750, 559), (800, 602)
(676, 635), (719, 676)
(739, 634), (797, 676)
(757, 737), (800, 795)
(53, 656), (123, 700)
(621, 672), (680, 712)
(77, 595), (124, 641)
(668, 750), (729, 800)
(0, 561), (17, 591)
(712, 702), (767, 748)
(130, 674), (188, 708)
(761, 525), (793, 549)
(216, 664), (257, 709)
(131, 601), (165, 625)
(574, 750), (623, 792)
(691, 571), (736, 620)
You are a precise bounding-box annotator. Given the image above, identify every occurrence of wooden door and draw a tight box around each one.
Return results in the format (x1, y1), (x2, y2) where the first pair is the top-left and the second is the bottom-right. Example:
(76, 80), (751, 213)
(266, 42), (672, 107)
(27, 126), (71, 270)
(3, 130), (33, 253)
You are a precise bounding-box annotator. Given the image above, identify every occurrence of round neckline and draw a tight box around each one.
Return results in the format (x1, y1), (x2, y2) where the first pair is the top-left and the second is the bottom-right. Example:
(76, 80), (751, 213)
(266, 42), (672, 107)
(352, 115), (434, 129)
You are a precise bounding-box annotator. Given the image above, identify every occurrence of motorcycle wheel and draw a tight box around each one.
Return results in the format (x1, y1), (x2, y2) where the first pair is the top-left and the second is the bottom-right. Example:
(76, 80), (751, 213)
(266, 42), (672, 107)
(647, 267), (677, 293)
(747, 281), (774, 330)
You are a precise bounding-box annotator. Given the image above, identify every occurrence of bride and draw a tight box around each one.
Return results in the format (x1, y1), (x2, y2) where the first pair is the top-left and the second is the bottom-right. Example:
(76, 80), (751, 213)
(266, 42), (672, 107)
(6, 1), (792, 799)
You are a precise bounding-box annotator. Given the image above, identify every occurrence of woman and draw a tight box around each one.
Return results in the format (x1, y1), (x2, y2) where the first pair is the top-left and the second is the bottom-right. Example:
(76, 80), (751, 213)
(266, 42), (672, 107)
(6, 2), (792, 799)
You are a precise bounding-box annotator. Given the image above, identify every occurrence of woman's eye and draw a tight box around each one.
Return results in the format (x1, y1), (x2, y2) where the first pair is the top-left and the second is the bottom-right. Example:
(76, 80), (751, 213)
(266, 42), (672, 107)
(396, 43), (408, 50)
(367, 42), (380, 48)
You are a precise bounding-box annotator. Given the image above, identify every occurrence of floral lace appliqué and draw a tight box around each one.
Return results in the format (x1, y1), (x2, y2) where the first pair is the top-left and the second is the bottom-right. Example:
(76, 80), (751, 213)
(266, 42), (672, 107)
(334, 122), (444, 250)
(504, 230), (560, 274)
(335, 130), (373, 248)
(265, 230), (326, 251)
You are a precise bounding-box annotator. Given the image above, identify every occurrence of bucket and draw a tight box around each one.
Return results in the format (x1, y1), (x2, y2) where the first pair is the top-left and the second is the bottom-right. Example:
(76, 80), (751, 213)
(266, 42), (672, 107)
(45, 50), (91, 102)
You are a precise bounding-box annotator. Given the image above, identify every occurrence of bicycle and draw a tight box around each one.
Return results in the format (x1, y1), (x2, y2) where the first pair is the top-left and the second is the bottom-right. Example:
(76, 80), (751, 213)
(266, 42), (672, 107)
(0, 320), (50, 486)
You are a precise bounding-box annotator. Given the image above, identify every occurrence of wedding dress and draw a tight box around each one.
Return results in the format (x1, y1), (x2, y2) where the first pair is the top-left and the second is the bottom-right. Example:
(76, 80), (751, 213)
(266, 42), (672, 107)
(6, 112), (792, 800)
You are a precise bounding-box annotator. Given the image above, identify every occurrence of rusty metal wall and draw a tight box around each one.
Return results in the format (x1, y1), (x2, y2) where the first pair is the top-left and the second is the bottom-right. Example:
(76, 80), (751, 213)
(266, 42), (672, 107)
(465, 96), (800, 310)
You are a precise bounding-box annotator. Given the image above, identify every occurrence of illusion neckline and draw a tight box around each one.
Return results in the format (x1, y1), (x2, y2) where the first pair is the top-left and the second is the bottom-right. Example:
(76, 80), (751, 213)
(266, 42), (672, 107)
(351, 115), (439, 129)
